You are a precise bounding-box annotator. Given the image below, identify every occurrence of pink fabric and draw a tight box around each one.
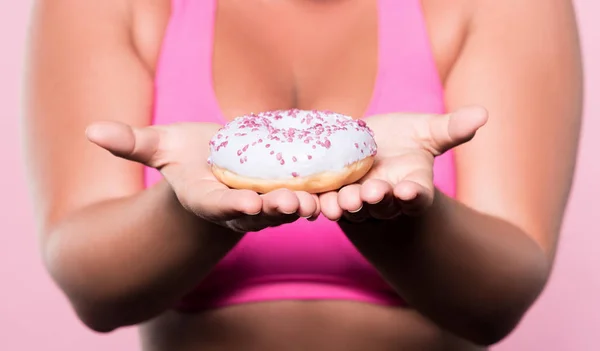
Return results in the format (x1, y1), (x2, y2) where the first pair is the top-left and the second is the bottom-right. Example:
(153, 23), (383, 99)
(145, 0), (455, 310)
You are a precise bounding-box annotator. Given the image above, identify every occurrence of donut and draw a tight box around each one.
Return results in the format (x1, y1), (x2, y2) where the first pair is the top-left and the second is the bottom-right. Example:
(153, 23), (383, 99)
(207, 109), (377, 194)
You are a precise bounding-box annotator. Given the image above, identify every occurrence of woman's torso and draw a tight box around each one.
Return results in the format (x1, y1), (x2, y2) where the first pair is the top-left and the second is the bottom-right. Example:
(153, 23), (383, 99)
(132, 0), (483, 350)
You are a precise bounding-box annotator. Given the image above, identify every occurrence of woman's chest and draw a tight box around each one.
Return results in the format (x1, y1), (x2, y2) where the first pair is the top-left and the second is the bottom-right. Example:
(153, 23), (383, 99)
(131, 0), (471, 120)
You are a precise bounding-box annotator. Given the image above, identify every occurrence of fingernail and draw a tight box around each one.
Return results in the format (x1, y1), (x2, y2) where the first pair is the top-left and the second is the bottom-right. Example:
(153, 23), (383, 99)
(302, 213), (319, 221)
(85, 125), (100, 140)
(348, 205), (363, 214)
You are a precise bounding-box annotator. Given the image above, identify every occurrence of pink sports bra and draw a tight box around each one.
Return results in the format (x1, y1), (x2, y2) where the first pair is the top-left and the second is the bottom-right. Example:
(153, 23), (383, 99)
(145, 0), (455, 310)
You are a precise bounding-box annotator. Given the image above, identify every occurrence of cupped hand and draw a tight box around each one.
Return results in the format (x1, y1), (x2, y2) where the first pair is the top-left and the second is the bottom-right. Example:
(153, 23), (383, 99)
(319, 107), (488, 222)
(85, 121), (320, 232)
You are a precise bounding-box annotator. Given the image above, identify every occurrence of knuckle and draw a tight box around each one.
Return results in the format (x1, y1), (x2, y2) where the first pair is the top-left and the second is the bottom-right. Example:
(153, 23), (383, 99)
(146, 126), (173, 169)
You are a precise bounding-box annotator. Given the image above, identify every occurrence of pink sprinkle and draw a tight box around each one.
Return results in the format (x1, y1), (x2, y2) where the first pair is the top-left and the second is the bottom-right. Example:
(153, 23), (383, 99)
(266, 144), (271, 148)
(280, 159), (285, 165)
(357, 119), (367, 127)
(292, 156), (297, 162)
(216, 141), (228, 151)
(242, 144), (249, 152)
(237, 150), (243, 156)
(354, 143), (359, 148)
(307, 155), (313, 160)
(270, 150), (275, 155)
(292, 172), (299, 177)
(276, 152), (282, 160)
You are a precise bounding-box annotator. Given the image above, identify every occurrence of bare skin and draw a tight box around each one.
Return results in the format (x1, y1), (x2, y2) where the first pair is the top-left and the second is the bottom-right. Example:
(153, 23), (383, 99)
(23, 0), (582, 350)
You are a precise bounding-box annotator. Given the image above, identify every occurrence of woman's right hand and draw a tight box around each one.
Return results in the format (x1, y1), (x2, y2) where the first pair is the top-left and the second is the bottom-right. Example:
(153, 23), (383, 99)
(85, 121), (320, 232)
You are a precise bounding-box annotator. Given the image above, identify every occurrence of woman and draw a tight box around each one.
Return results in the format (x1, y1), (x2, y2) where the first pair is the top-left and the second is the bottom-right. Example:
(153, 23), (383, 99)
(23, 0), (582, 350)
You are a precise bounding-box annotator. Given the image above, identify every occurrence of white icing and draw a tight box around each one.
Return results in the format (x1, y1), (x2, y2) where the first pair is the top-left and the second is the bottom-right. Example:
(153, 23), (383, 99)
(208, 109), (377, 180)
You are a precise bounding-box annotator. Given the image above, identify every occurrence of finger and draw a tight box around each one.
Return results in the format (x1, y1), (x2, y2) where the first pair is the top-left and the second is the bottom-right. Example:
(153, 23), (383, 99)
(261, 188), (300, 216)
(253, 189), (302, 229)
(393, 180), (433, 216)
(359, 179), (389, 204)
(295, 191), (319, 219)
(360, 179), (400, 220)
(86, 121), (167, 168)
(338, 184), (370, 223)
(307, 194), (321, 221)
(183, 182), (263, 221)
(337, 184), (363, 213)
(426, 106), (488, 155)
(319, 191), (344, 221)
(232, 209), (297, 232)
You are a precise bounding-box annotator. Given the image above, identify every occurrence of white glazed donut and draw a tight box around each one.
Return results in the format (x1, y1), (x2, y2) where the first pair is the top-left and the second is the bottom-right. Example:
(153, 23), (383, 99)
(208, 109), (377, 194)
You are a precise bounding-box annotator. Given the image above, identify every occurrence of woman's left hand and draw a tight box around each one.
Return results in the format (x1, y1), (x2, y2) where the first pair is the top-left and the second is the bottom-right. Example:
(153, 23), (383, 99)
(319, 107), (488, 222)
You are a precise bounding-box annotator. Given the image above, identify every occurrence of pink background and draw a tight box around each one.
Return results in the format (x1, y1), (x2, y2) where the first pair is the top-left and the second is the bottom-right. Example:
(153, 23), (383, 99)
(1, 1), (598, 350)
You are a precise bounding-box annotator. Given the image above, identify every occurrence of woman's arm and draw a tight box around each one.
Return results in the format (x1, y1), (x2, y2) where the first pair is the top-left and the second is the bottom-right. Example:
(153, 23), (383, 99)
(340, 0), (583, 345)
(22, 0), (242, 332)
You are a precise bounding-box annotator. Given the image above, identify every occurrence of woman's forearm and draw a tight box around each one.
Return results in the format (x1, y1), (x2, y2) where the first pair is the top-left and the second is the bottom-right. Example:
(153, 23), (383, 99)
(339, 189), (550, 345)
(43, 180), (242, 332)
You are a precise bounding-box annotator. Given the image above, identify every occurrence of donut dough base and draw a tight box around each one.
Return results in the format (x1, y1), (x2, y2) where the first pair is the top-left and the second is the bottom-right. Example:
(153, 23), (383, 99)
(211, 156), (375, 194)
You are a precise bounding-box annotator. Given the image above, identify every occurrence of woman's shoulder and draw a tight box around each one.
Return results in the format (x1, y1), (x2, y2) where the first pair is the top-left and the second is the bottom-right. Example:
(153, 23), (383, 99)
(33, 0), (170, 70)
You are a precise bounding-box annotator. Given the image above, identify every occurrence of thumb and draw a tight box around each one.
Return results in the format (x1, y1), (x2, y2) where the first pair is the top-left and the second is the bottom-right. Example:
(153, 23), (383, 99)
(426, 106), (489, 155)
(85, 121), (167, 168)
